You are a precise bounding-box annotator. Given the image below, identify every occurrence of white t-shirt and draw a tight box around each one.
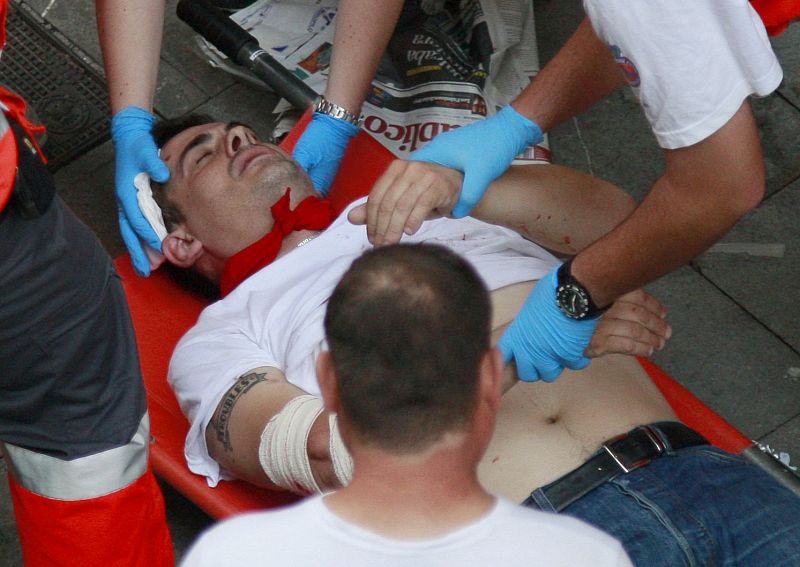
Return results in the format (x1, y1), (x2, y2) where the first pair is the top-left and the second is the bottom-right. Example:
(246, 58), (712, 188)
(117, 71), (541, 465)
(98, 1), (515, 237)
(180, 496), (633, 566)
(583, 0), (783, 149)
(169, 197), (559, 486)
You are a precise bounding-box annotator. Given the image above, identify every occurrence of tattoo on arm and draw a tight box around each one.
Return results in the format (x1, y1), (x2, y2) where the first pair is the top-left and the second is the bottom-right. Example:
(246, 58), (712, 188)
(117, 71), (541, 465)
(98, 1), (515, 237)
(213, 371), (268, 452)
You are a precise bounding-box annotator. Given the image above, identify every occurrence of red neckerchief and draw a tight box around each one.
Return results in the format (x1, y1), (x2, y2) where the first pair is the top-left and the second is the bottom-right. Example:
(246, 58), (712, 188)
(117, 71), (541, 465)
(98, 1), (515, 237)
(219, 188), (337, 297)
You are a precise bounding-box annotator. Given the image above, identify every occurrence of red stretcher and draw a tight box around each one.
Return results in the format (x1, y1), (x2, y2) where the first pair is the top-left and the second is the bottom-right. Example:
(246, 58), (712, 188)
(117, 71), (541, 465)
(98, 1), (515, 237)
(116, 110), (800, 520)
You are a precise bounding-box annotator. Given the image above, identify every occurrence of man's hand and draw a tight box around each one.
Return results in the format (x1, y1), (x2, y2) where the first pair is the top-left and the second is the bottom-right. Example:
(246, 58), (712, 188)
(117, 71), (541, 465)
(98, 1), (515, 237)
(585, 289), (671, 358)
(111, 106), (170, 276)
(348, 160), (463, 245)
(498, 265), (596, 382)
(293, 112), (360, 196)
(411, 105), (543, 218)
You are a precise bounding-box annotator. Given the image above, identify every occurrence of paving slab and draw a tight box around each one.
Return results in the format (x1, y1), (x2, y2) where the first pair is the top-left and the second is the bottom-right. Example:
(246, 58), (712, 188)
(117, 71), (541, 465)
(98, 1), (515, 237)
(568, 91), (663, 202)
(696, 178), (800, 352)
(192, 81), (280, 139)
(759, 413), (800, 465)
(750, 93), (800, 196)
(772, 24), (800, 110)
(647, 265), (800, 440)
(163, 0), (239, 100)
(29, 0), (103, 66)
(155, 57), (212, 119)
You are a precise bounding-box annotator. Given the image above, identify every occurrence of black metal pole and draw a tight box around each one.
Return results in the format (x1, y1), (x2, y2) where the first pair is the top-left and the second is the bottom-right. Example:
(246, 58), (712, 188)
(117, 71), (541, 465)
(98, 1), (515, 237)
(176, 0), (318, 110)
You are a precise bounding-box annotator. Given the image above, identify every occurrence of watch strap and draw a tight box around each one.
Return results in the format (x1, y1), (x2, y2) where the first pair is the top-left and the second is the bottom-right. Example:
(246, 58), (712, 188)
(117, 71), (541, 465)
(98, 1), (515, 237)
(313, 97), (362, 127)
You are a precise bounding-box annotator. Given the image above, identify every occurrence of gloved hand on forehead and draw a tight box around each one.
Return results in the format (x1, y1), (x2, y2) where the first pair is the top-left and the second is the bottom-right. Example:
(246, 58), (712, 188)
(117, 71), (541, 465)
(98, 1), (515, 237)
(498, 266), (597, 382)
(292, 112), (360, 196)
(410, 104), (543, 218)
(111, 106), (170, 277)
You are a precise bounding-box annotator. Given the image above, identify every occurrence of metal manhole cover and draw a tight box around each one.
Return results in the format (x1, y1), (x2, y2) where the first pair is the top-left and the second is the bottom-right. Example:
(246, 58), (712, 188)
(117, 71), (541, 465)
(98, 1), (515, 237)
(0, 1), (111, 171)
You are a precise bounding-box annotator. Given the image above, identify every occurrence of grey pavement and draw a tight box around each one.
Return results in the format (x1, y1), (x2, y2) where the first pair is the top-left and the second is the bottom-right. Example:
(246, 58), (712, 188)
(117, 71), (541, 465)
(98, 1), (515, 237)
(1, 0), (798, 564)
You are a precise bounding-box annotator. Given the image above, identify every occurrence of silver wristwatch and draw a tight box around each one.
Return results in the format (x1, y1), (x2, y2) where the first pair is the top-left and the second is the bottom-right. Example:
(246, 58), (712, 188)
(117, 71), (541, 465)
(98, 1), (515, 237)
(313, 96), (362, 127)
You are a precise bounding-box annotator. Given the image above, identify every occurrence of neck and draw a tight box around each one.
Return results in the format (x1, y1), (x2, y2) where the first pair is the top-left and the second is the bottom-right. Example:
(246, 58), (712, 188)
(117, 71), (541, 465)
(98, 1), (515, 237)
(324, 443), (494, 540)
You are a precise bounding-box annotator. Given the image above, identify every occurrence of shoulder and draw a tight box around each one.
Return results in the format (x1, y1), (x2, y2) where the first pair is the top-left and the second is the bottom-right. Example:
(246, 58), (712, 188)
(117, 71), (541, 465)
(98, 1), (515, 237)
(492, 499), (628, 558)
(182, 498), (320, 565)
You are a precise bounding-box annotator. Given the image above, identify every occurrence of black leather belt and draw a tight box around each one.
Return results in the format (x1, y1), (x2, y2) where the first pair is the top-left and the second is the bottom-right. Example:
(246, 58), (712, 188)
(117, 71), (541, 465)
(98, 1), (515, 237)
(523, 422), (709, 512)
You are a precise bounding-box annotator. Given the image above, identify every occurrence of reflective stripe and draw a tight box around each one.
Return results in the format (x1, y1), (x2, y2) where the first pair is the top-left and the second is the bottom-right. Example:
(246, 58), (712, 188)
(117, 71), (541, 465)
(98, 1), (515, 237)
(2, 412), (150, 500)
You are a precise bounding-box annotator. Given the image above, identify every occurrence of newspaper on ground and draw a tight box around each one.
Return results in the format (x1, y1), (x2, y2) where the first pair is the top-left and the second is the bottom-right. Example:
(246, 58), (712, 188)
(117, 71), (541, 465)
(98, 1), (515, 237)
(198, 0), (550, 163)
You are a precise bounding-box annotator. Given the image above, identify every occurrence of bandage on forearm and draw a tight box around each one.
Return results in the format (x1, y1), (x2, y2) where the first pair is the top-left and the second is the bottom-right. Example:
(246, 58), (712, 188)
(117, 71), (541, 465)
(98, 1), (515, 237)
(258, 395), (353, 494)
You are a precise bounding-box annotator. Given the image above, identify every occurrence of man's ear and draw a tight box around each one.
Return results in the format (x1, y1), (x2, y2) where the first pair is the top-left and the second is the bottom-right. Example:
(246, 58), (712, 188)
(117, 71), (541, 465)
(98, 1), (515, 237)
(316, 351), (342, 415)
(479, 347), (504, 412)
(162, 228), (205, 268)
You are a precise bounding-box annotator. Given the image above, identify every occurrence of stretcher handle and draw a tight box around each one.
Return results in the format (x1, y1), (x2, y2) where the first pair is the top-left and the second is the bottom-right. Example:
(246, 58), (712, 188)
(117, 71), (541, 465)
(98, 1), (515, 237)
(176, 0), (318, 110)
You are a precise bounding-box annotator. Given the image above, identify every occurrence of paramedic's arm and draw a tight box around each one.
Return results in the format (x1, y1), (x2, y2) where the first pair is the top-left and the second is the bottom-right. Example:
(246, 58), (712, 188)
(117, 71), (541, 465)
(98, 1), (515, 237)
(205, 367), (338, 492)
(510, 18), (623, 133)
(293, 0), (404, 194)
(571, 101), (763, 307)
(325, 0), (404, 116)
(96, 0), (170, 276)
(96, 0), (163, 112)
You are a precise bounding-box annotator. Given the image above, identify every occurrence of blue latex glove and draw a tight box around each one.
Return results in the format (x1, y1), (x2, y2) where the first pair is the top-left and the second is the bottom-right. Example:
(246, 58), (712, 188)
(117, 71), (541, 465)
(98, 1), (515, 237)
(292, 112), (360, 196)
(111, 106), (170, 276)
(410, 105), (543, 218)
(498, 266), (598, 382)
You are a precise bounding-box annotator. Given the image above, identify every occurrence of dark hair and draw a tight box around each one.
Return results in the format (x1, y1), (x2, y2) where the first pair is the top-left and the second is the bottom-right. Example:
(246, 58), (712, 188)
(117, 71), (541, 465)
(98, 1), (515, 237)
(324, 244), (491, 453)
(150, 113), (215, 232)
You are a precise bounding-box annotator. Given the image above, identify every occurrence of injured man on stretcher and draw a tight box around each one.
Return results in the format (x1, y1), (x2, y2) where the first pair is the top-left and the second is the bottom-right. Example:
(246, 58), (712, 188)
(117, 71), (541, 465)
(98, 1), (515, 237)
(154, 116), (800, 563)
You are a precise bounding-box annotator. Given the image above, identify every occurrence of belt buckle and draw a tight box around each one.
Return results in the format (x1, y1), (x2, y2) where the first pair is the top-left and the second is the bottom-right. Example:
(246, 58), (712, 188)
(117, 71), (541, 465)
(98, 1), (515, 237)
(602, 425), (665, 473)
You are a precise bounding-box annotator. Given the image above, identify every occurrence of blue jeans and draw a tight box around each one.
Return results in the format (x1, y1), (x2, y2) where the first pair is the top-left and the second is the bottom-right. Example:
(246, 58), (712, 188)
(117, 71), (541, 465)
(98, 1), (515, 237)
(528, 446), (800, 566)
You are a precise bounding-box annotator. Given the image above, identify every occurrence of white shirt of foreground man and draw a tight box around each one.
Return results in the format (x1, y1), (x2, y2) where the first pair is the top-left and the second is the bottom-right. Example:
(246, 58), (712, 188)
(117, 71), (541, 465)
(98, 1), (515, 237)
(181, 496), (631, 566)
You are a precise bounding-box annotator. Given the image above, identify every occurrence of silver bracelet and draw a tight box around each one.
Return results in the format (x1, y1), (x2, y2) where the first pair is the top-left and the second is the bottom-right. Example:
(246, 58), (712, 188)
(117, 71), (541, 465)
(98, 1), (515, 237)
(313, 96), (362, 127)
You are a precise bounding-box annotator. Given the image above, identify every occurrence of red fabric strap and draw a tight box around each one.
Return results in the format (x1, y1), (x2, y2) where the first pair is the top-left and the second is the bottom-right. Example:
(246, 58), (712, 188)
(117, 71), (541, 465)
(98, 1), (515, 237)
(220, 189), (337, 297)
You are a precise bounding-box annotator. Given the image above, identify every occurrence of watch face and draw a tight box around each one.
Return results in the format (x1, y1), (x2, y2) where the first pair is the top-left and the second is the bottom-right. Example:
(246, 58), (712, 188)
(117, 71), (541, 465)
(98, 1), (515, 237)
(556, 283), (590, 319)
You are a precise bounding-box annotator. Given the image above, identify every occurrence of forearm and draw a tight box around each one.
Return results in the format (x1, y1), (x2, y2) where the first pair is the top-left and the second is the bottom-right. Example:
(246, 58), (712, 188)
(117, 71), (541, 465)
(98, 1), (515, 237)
(325, 0), (404, 114)
(96, 0), (165, 113)
(572, 102), (765, 307)
(472, 164), (635, 254)
(511, 18), (624, 131)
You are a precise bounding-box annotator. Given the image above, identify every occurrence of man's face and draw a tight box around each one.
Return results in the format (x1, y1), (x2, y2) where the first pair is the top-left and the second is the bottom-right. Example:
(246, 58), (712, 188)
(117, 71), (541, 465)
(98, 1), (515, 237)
(160, 122), (313, 258)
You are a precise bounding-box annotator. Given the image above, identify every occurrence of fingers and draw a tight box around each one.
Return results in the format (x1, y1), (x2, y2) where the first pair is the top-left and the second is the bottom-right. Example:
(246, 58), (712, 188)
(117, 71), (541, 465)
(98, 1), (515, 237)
(609, 290), (671, 344)
(497, 332), (515, 365)
(585, 290), (672, 358)
(585, 319), (664, 358)
(347, 203), (367, 225)
(538, 359), (566, 382)
(142, 149), (170, 183)
(365, 160), (461, 245)
(514, 356), (542, 383)
(451, 169), (489, 218)
(119, 213), (151, 277)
